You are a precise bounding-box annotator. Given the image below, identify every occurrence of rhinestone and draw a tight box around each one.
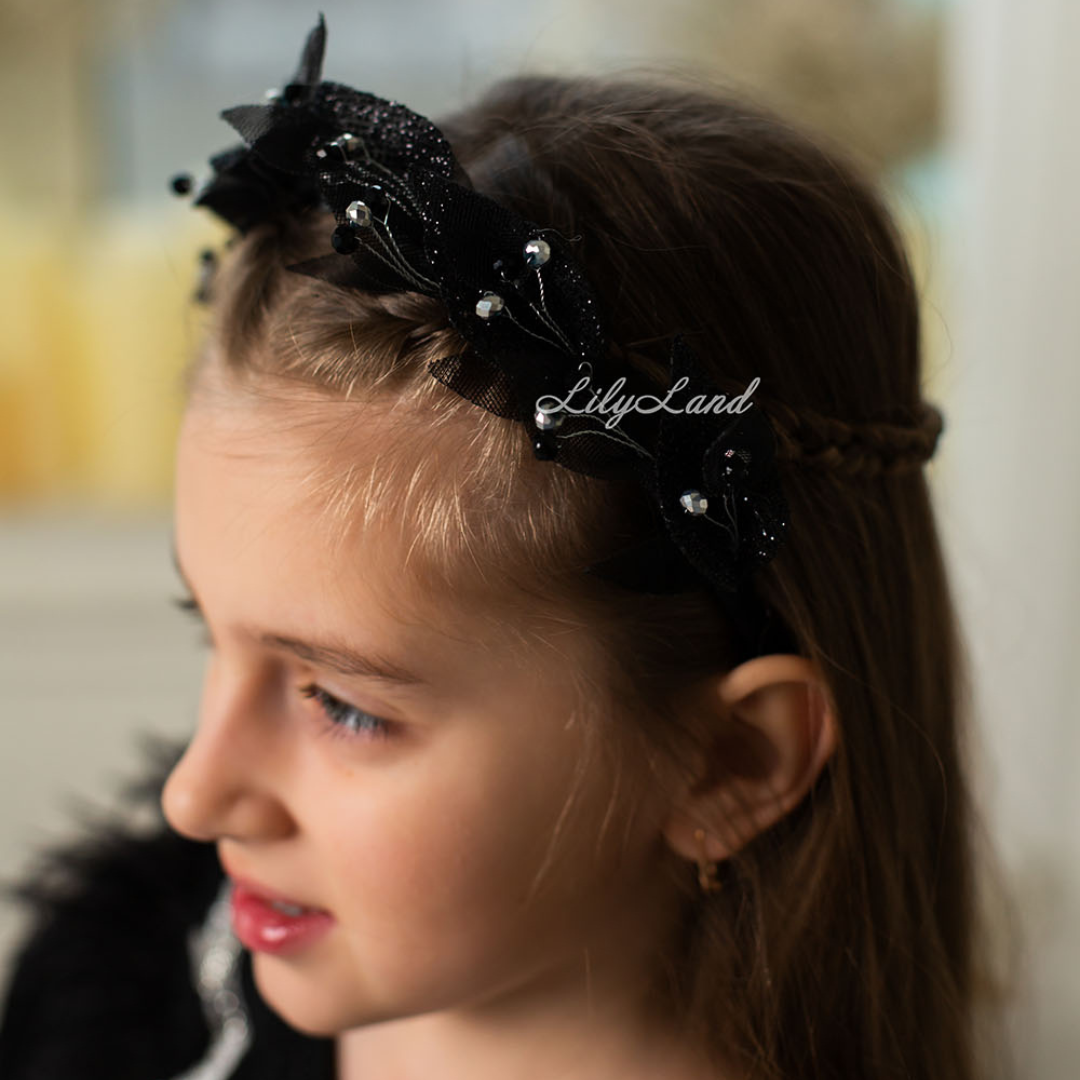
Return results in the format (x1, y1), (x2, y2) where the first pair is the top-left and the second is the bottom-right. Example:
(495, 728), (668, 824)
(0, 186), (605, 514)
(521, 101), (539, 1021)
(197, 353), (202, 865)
(534, 406), (565, 431)
(345, 200), (372, 227)
(680, 490), (709, 515)
(475, 291), (505, 319)
(264, 87), (281, 101)
(217, 989), (240, 1013)
(523, 237), (551, 268)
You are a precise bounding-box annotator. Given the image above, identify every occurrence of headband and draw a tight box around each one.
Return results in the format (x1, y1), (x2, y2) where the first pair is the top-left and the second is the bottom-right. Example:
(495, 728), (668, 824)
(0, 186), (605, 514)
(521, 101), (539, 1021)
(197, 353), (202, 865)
(170, 14), (795, 663)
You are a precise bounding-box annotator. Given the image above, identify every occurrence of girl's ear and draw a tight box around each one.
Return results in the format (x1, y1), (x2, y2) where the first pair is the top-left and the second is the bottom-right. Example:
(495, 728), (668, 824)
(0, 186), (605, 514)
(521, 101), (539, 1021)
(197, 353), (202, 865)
(662, 655), (838, 865)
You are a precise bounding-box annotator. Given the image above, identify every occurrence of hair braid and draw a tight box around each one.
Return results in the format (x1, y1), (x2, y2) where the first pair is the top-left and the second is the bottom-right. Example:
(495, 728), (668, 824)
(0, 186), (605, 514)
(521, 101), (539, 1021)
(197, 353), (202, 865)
(765, 397), (944, 478)
(615, 343), (944, 480)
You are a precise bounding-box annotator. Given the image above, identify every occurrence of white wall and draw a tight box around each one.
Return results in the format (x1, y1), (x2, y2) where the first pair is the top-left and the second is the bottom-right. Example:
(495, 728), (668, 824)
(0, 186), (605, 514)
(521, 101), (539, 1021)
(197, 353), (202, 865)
(0, 514), (204, 976)
(942, 0), (1080, 1074)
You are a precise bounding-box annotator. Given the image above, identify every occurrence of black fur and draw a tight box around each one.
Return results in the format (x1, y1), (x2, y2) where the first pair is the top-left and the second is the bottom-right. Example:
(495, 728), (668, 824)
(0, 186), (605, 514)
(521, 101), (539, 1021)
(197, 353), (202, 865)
(0, 733), (335, 1079)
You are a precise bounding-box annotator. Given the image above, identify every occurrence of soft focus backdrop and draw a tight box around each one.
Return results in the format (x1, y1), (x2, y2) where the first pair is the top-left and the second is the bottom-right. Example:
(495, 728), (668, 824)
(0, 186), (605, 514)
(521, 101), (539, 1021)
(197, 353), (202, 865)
(1, 0), (1075, 1076)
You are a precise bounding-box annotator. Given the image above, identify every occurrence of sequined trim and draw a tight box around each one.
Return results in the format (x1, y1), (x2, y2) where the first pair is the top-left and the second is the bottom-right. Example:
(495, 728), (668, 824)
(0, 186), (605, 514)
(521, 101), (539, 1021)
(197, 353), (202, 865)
(162, 878), (252, 1080)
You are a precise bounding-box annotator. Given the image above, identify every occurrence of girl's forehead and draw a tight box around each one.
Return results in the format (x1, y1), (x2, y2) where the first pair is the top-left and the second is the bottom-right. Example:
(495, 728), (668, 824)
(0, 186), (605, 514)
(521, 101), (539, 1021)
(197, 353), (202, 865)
(175, 388), (569, 679)
(180, 395), (417, 578)
(180, 369), (433, 508)
(177, 356), (613, 675)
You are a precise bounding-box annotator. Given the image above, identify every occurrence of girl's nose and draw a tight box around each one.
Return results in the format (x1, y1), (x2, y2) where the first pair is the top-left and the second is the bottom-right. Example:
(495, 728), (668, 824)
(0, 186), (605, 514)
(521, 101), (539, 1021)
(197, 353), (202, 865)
(161, 656), (295, 843)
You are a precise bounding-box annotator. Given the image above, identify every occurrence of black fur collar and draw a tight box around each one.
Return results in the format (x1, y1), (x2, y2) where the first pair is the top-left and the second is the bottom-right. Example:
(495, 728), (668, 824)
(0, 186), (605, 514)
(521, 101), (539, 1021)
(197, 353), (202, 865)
(0, 733), (336, 1079)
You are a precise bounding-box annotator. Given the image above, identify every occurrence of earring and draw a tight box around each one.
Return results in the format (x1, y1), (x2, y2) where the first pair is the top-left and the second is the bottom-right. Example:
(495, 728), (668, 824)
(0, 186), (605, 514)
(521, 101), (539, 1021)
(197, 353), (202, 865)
(693, 827), (722, 893)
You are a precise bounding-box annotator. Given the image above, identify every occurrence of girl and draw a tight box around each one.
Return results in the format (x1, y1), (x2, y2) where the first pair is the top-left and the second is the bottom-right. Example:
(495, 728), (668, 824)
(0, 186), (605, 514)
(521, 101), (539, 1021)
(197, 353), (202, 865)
(0, 16), (1012, 1080)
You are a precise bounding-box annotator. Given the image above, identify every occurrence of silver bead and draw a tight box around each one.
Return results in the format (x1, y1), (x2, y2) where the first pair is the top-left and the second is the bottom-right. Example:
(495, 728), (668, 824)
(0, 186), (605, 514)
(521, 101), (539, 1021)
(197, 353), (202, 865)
(523, 237), (551, 268)
(346, 200), (372, 227)
(316, 132), (363, 160)
(264, 87), (281, 101)
(334, 132), (363, 154)
(534, 406), (565, 431)
(680, 489), (709, 515)
(475, 291), (505, 319)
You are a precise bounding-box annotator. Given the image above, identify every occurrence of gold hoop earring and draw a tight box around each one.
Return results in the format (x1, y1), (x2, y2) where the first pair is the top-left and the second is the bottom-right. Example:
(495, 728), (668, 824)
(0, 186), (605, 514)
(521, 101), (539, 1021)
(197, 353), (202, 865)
(693, 827), (722, 893)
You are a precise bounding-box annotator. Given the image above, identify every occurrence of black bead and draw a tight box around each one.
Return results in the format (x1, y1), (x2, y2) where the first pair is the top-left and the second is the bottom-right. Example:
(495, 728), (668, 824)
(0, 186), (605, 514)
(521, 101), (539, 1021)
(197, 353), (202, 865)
(170, 173), (193, 196)
(317, 143), (347, 166)
(331, 222), (361, 254)
(282, 82), (308, 104)
(719, 446), (752, 484)
(494, 252), (526, 282)
(364, 185), (389, 219)
(194, 258), (217, 304)
(532, 433), (558, 460)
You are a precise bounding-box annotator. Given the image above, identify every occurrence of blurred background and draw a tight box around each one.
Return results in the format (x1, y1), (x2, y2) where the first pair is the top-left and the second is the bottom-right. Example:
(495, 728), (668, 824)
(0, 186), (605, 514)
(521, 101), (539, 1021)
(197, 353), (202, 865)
(0, 0), (1075, 1075)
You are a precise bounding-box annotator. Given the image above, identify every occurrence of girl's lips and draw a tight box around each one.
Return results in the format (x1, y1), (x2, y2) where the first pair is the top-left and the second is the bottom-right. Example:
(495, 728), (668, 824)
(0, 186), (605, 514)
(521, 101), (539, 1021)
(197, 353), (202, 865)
(225, 871), (329, 913)
(229, 880), (336, 955)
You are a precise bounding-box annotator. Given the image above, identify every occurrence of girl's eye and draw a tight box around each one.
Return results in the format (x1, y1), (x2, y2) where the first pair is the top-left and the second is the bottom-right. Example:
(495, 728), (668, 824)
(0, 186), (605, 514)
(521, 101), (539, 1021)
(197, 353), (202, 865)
(173, 593), (212, 647)
(299, 684), (394, 742)
(171, 592), (393, 743)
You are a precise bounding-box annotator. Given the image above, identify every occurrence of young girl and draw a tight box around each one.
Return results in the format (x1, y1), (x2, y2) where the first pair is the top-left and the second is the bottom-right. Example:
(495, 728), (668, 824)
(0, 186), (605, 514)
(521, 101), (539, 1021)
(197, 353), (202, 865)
(0, 16), (1011, 1080)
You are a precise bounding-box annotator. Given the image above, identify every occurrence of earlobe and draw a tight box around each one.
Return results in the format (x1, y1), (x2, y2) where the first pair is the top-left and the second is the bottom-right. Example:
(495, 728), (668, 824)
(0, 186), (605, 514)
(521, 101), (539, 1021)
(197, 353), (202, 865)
(661, 655), (838, 866)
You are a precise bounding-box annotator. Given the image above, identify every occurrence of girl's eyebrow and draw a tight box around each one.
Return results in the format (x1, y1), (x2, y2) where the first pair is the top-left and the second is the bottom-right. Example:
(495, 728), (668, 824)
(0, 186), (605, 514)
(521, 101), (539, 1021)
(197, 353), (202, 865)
(171, 542), (431, 688)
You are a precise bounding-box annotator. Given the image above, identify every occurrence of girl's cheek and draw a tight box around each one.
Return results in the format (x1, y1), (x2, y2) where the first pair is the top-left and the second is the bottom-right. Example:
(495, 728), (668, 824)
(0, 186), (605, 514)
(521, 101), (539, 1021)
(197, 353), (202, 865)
(319, 801), (451, 893)
(324, 797), (514, 910)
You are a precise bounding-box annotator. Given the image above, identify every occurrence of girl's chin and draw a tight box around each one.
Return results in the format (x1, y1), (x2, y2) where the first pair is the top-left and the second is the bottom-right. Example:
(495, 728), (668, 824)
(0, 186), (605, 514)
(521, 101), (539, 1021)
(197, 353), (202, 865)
(250, 950), (414, 1036)
(249, 950), (357, 1036)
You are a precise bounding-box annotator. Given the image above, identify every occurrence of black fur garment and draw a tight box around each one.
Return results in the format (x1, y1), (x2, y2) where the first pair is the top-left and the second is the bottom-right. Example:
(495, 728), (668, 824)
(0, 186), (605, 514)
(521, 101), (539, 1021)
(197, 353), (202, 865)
(0, 734), (336, 1079)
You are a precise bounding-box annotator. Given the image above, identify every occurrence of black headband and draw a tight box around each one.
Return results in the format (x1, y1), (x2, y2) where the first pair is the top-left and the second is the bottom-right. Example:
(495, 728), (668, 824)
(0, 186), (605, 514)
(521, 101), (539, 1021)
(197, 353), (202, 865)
(171, 14), (794, 663)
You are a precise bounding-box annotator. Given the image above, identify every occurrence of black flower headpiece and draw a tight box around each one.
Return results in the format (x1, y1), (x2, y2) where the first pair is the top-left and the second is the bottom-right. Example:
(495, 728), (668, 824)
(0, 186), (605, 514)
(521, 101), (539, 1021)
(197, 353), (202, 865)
(171, 14), (794, 663)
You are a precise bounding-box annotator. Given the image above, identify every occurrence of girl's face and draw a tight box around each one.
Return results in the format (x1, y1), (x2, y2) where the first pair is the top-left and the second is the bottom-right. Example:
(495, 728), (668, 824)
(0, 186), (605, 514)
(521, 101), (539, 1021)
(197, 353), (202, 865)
(163, 374), (682, 1037)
